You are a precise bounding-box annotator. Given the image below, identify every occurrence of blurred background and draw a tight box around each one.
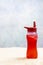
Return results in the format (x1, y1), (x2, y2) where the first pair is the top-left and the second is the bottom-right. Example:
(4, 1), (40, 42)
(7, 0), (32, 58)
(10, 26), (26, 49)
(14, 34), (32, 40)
(0, 0), (43, 47)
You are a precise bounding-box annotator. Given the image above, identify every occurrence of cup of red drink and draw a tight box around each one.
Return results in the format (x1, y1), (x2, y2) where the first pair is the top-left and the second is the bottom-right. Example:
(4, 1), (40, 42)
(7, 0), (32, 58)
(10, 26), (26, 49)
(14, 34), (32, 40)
(24, 21), (38, 58)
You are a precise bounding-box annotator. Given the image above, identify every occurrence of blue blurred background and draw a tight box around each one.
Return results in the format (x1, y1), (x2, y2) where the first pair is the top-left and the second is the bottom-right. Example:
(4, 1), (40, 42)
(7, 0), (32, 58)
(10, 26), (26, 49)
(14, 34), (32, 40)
(0, 0), (43, 47)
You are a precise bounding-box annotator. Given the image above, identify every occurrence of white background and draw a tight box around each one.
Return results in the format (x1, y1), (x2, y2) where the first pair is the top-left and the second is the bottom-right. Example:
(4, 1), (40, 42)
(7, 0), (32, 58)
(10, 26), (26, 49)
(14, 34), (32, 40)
(0, 0), (43, 47)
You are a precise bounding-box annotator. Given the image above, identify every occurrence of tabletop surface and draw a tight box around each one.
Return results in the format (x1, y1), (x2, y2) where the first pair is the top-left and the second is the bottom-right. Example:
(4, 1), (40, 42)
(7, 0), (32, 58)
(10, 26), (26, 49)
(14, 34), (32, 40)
(0, 47), (43, 65)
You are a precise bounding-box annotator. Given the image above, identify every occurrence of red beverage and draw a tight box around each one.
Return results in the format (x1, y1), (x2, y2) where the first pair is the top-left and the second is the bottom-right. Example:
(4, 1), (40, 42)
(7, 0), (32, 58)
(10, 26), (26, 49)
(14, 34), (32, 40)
(26, 33), (38, 58)
(24, 21), (38, 59)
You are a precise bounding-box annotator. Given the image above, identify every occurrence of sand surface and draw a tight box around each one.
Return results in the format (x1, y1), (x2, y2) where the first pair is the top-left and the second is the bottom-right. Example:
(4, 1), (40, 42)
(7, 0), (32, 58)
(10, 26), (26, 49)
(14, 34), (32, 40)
(0, 47), (43, 65)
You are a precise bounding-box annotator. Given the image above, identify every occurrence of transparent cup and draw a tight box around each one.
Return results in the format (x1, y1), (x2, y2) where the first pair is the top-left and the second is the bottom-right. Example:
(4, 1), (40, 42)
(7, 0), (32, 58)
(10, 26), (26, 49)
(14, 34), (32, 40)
(26, 32), (38, 58)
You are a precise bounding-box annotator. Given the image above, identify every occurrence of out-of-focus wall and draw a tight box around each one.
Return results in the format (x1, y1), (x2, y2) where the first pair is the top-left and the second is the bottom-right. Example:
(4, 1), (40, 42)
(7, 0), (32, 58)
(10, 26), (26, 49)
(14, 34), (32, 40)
(0, 0), (43, 47)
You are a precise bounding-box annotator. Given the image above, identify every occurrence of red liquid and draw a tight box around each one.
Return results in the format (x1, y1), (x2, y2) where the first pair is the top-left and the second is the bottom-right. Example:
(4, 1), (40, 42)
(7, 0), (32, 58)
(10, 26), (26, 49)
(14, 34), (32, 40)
(26, 34), (38, 58)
